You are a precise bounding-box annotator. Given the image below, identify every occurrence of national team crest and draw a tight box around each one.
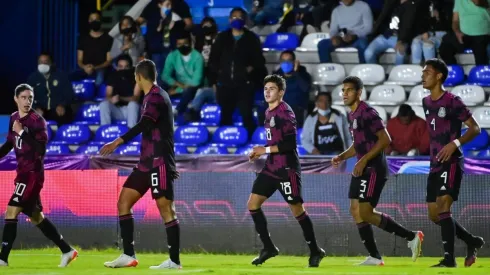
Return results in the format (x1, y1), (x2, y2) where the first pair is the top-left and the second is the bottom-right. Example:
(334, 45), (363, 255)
(438, 107), (446, 118)
(353, 119), (357, 129)
(270, 116), (275, 127)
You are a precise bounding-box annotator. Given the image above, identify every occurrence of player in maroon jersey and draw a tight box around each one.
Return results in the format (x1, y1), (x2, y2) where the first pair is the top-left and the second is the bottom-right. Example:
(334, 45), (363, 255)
(421, 58), (484, 268)
(248, 75), (325, 267)
(332, 76), (423, 266)
(100, 60), (180, 269)
(0, 84), (77, 267)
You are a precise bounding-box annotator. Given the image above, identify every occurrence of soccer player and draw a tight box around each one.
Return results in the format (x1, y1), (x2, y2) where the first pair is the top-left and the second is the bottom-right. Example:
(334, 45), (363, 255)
(248, 75), (325, 267)
(0, 84), (77, 267)
(100, 59), (181, 269)
(332, 76), (424, 266)
(421, 58), (484, 268)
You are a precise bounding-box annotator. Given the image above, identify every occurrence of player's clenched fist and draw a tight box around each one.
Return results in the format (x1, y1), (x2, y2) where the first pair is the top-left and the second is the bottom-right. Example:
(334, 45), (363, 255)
(331, 155), (343, 168)
(12, 120), (23, 134)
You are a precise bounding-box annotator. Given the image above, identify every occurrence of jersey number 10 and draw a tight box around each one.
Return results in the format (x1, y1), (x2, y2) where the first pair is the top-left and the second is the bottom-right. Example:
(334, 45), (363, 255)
(15, 136), (22, 150)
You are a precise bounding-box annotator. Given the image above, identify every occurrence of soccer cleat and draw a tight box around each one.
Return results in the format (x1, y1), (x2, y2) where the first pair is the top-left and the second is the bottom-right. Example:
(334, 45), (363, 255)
(0, 259), (7, 266)
(431, 258), (456, 268)
(357, 256), (385, 266)
(308, 248), (326, 267)
(104, 254), (138, 268)
(58, 249), (78, 267)
(465, 236), (485, 267)
(407, 231), (424, 262)
(149, 259), (182, 269)
(251, 247), (279, 266)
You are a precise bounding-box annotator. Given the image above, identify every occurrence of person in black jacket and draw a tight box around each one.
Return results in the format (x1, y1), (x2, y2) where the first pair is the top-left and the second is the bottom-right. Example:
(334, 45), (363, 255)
(208, 7), (266, 139)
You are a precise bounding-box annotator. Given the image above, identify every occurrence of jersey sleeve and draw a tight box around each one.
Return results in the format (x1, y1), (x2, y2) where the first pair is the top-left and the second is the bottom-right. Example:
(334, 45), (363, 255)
(453, 96), (472, 122)
(281, 108), (297, 136)
(366, 108), (384, 134)
(35, 118), (48, 145)
(141, 95), (162, 122)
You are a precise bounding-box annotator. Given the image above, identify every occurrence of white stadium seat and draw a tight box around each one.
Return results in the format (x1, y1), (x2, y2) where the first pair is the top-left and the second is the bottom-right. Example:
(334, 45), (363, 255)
(331, 105), (347, 117)
(407, 85), (430, 106)
(368, 85), (406, 106)
(472, 107), (490, 128)
(312, 63), (346, 85)
(391, 105), (426, 120)
(450, 85), (485, 106)
(250, 24), (280, 36)
(349, 64), (385, 86)
(331, 84), (367, 105)
(296, 32), (330, 51)
(372, 106), (388, 122)
(384, 65), (423, 86)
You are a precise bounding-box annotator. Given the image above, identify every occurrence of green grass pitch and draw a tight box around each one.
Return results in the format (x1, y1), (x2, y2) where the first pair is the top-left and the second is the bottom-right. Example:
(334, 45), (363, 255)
(1, 248), (489, 275)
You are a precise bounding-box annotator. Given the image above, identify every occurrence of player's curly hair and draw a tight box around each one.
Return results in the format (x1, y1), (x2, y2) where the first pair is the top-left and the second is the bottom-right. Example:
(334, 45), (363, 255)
(264, 74), (286, 91)
(424, 58), (448, 82)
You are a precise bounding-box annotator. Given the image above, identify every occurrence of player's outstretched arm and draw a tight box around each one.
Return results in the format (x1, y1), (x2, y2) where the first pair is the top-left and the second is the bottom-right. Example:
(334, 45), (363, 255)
(437, 116), (481, 163)
(339, 144), (356, 161)
(100, 117), (155, 156)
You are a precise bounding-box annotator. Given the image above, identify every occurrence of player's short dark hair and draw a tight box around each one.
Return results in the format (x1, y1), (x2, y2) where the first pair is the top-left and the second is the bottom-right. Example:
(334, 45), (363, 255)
(264, 74), (286, 91)
(39, 52), (53, 62)
(175, 31), (191, 42)
(117, 54), (133, 67)
(15, 84), (34, 97)
(424, 58), (448, 82)
(342, 76), (364, 91)
(280, 50), (296, 61)
(135, 59), (157, 82)
(315, 92), (331, 102)
(230, 7), (247, 20)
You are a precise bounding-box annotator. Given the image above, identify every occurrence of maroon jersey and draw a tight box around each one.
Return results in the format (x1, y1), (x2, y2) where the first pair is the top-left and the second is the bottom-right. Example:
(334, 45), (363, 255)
(422, 92), (471, 173)
(138, 85), (176, 174)
(260, 101), (301, 179)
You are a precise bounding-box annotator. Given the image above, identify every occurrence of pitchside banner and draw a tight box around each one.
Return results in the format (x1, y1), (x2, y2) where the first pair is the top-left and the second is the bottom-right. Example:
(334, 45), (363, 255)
(0, 170), (489, 257)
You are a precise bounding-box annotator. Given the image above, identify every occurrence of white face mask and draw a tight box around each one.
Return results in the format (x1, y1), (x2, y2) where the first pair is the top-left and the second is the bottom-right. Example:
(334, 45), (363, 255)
(38, 64), (50, 74)
(318, 108), (331, 117)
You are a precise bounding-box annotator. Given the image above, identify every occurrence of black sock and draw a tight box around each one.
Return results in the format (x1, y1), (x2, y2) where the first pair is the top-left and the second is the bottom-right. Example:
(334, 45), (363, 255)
(439, 212), (455, 261)
(0, 219), (18, 262)
(37, 218), (72, 254)
(357, 222), (381, 259)
(296, 212), (320, 254)
(434, 220), (474, 244)
(249, 208), (275, 250)
(119, 214), (135, 257)
(378, 213), (416, 241)
(165, 219), (180, 265)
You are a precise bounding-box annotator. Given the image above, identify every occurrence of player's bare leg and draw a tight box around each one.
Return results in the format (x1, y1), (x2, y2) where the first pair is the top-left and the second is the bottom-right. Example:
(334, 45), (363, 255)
(248, 193), (279, 265)
(0, 206), (22, 266)
(149, 197), (182, 270)
(104, 187), (141, 268)
(288, 203), (325, 267)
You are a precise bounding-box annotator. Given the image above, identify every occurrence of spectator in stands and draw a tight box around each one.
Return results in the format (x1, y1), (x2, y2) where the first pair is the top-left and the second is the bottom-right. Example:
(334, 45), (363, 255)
(439, 0), (490, 65)
(110, 16), (145, 65)
(273, 50), (311, 127)
(194, 17), (218, 66)
(301, 92), (351, 155)
(72, 11), (113, 87)
(162, 32), (204, 117)
(99, 55), (140, 127)
(364, 0), (430, 65)
(250, 0), (284, 26)
(27, 53), (74, 125)
(317, 0), (372, 63)
(386, 104), (429, 156)
(209, 7), (266, 140)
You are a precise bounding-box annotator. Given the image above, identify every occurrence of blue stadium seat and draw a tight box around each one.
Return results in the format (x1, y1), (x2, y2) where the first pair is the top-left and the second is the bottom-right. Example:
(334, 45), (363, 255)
(47, 127), (52, 141)
(232, 110), (259, 126)
(195, 144), (229, 155)
(467, 66), (490, 87)
(74, 104), (100, 125)
(115, 144), (141, 156)
(296, 128), (303, 145)
(297, 146), (308, 156)
(477, 149), (490, 158)
(174, 125), (209, 146)
(94, 125), (130, 144)
(251, 127), (266, 145)
(95, 84), (107, 101)
(46, 120), (57, 127)
(461, 128), (489, 151)
(52, 124), (91, 145)
(235, 144), (255, 155)
(115, 120), (127, 125)
(194, 104), (220, 126)
(444, 65), (465, 87)
(263, 33), (299, 51)
(175, 144), (189, 154)
(212, 126), (248, 147)
(46, 144), (70, 155)
(76, 145), (101, 155)
(72, 79), (95, 101)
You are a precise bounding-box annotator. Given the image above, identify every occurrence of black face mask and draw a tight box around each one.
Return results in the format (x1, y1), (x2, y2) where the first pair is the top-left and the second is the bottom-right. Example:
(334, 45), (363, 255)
(120, 25), (136, 35)
(89, 20), (102, 31)
(202, 26), (216, 36)
(178, 45), (191, 55)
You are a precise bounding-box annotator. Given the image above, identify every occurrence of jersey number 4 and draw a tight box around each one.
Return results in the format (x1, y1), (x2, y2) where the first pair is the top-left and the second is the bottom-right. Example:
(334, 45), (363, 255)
(430, 118), (436, 131)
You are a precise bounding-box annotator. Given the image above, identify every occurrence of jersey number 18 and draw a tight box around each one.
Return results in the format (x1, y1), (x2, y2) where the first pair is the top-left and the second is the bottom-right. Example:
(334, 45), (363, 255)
(265, 128), (272, 140)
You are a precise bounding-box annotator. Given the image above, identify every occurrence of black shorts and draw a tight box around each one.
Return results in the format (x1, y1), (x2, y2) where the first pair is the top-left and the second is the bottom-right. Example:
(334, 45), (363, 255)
(8, 172), (44, 217)
(252, 172), (303, 204)
(426, 162), (463, 203)
(123, 164), (174, 200)
(348, 168), (386, 208)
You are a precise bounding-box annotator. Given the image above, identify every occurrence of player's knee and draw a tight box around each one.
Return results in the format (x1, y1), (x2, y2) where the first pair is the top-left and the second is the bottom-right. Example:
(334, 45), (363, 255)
(428, 213), (439, 224)
(117, 199), (132, 214)
(29, 212), (44, 225)
(289, 203), (305, 217)
(158, 205), (175, 220)
(359, 209), (374, 223)
(247, 197), (262, 211)
(349, 204), (359, 219)
(4, 206), (20, 219)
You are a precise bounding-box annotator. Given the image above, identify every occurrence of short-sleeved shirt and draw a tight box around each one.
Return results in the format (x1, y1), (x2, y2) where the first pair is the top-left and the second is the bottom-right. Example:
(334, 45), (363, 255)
(106, 69), (136, 106)
(77, 33), (113, 66)
(348, 101), (388, 174)
(422, 92), (471, 173)
(138, 85), (176, 174)
(7, 110), (48, 174)
(260, 101), (301, 179)
(454, 0), (490, 36)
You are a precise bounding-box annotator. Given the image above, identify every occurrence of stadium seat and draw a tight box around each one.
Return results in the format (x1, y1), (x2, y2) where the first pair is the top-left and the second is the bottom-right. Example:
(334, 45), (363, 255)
(297, 146), (308, 156)
(331, 105), (347, 117)
(174, 144), (189, 154)
(94, 84), (107, 101)
(467, 66), (490, 87)
(115, 144), (141, 156)
(194, 144), (229, 155)
(297, 128), (303, 145)
(407, 85), (430, 106)
(461, 127), (489, 151)
(331, 84), (367, 105)
(191, 104), (220, 126)
(52, 124), (91, 145)
(235, 144), (255, 155)
(251, 127), (267, 145)
(311, 63), (346, 85)
(368, 85), (406, 106)
(74, 104), (100, 125)
(76, 145), (101, 155)
(46, 120), (57, 127)
(349, 64), (385, 86)
(296, 32), (330, 51)
(47, 127), (53, 141)
(115, 120), (127, 125)
(94, 125), (130, 144)
(72, 79), (95, 101)
(263, 33), (299, 51)
(46, 144), (70, 155)
(372, 106), (388, 122)
(477, 149), (490, 158)
(450, 85), (485, 106)
(384, 65), (423, 86)
(391, 105), (426, 120)
(174, 125), (209, 146)
(212, 126), (248, 147)
(444, 65), (465, 87)
(472, 107), (490, 128)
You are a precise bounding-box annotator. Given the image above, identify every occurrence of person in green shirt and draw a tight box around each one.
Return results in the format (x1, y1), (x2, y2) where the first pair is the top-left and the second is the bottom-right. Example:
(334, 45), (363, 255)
(161, 31), (204, 116)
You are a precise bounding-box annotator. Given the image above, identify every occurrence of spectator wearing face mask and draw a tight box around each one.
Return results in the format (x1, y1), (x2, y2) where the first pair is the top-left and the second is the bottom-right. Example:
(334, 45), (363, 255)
(27, 53), (74, 125)
(110, 16), (146, 65)
(301, 92), (351, 155)
(99, 55), (141, 128)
